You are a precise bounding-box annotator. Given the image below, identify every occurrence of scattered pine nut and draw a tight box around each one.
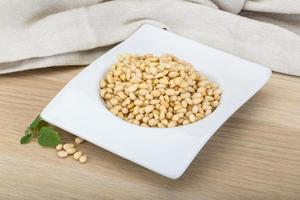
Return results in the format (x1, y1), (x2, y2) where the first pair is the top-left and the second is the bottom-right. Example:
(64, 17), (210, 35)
(56, 144), (63, 151)
(63, 143), (75, 150)
(79, 155), (88, 163)
(65, 147), (77, 155)
(55, 138), (88, 163)
(75, 137), (84, 144)
(73, 151), (83, 160)
(57, 150), (68, 158)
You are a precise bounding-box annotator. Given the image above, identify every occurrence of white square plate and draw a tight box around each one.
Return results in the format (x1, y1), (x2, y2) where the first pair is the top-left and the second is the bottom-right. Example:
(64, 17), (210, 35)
(41, 24), (271, 179)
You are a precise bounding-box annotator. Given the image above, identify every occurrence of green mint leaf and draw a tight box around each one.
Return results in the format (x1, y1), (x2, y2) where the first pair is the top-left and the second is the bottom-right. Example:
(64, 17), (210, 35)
(20, 134), (32, 144)
(30, 115), (47, 131)
(30, 115), (43, 129)
(38, 127), (60, 147)
(28, 115), (48, 138)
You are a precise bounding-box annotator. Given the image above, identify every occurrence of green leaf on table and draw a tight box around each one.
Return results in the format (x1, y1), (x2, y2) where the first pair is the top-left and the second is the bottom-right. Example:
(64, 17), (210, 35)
(30, 115), (42, 129)
(20, 134), (32, 144)
(30, 115), (47, 131)
(38, 127), (61, 147)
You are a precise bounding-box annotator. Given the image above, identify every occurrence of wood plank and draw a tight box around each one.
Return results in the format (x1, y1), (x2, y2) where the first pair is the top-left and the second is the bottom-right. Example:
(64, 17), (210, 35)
(0, 67), (299, 200)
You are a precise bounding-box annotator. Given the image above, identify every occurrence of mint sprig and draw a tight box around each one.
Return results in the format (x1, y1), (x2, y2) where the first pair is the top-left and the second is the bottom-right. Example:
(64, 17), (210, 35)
(20, 115), (61, 147)
(20, 134), (32, 144)
(38, 127), (60, 147)
(30, 115), (43, 130)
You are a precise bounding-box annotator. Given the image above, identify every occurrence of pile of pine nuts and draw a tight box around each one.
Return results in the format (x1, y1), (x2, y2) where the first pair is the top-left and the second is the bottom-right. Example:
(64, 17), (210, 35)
(100, 54), (222, 128)
(56, 136), (88, 163)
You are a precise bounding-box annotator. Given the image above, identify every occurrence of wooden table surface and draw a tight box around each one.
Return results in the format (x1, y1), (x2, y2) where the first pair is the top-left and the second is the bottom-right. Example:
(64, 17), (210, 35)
(0, 66), (299, 200)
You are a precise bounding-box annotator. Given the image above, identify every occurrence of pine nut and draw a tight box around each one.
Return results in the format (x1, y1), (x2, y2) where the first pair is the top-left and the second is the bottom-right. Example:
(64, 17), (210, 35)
(189, 113), (196, 123)
(149, 66), (158, 75)
(165, 89), (176, 96)
(139, 89), (149, 96)
(148, 119), (158, 127)
(182, 120), (190, 125)
(145, 105), (154, 113)
(100, 80), (107, 88)
(205, 109), (212, 116)
(214, 88), (222, 95)
(128, 84), (138, 92)
(202, 105), (212, 111)
(192, 105), (199, 114)
(57, 151), (68, 158)
(73, 151), (82, 160)
(75, 137), (84, 144)
(56, 144), (63, 151)
(66, 147), (77, 155)
(134, 99), (143, 106)
(168, 71), (179, 78)
(211, 101), (219, 107)
(168, 121), (177, 127)
(63, 143), (75, 150)
(79, 155), (88, 163)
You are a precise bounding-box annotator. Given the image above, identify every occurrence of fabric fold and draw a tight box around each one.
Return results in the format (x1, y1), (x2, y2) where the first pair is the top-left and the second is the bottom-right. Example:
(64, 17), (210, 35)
(0, 0), (299, 76)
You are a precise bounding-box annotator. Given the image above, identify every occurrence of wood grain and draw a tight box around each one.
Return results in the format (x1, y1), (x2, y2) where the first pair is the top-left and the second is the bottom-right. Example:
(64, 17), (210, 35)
(0, 66), (299, 200)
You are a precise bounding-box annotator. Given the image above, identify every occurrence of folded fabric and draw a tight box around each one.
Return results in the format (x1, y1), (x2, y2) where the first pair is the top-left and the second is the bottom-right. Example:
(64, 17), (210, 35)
(0, 0), (299, 76)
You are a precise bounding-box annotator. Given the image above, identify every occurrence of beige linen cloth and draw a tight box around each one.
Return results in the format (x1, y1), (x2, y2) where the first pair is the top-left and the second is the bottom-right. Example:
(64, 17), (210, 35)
(0, 0), (299, 75)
